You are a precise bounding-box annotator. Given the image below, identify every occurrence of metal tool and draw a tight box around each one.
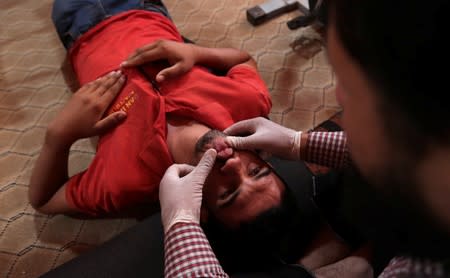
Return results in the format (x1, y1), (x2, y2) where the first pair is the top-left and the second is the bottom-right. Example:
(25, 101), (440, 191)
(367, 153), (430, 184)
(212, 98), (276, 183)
(247, 0), (326, 29)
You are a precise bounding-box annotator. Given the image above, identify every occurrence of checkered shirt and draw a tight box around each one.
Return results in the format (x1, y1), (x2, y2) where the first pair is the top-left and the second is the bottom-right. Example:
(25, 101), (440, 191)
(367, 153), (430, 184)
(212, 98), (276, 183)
(379, 256), (445, 278)
(164, 222), (228, 278)
(305, 131), (349, 168)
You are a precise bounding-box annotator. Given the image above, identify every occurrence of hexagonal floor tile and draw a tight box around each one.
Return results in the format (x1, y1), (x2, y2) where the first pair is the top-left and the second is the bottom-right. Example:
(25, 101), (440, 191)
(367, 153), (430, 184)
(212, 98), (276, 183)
(199, 23), (228, 43)
(11, 153), (37, 187)
(22, 68), (59, 89)
(294, 87), (324, 111)
(324, 85), (340, 108)
(0, 129), (20, 156)
(0, 186), (28, 220)
(11, 127), (46, 156)
(314, 107), (342, 127)
(0, 88), (35, 110)
(258, 52), (286, 71)
(3, 107), (44, 131)
(273, 68), (304, 90)
(28, 85), (66, 108)
(37, 215), (84, 249)
(303, 68), (333, 88)
(0, 154), (29, 187)
(53, 243), (93, 268)
(283, 109), (314, 131)
(68, 151), (95, 177)
(268, 113), (283, 125)
(0, 252), (16, 277)
(0, 215), (46, 254)
(270, 89), (294, 114)
(77, 219), (123, 245)
(9, 247), (59, 278)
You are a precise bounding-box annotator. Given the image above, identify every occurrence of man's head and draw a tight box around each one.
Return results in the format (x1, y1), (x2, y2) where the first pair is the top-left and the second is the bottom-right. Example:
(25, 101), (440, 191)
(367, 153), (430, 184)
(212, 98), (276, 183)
(326, 0), (450, 257)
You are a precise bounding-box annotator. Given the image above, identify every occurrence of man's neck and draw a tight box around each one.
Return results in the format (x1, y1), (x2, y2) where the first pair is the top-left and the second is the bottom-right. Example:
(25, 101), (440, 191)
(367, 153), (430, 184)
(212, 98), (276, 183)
(417, 146), (450, 232)
(166, 115), (210, 165)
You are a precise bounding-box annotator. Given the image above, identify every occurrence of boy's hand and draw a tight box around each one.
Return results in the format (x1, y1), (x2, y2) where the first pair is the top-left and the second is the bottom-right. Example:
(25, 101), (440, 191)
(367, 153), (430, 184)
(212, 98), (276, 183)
(121, 40), (197, 82)
(47, 71), (127, 148)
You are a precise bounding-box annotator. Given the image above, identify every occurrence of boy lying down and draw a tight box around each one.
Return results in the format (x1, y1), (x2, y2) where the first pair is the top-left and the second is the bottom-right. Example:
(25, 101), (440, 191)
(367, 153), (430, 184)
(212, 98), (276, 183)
(31, 0), (371, 276)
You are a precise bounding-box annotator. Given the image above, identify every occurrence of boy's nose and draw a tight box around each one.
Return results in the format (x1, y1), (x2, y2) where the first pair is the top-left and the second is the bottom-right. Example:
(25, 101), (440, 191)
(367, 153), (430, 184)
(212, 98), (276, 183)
(220, 155), (241, 174)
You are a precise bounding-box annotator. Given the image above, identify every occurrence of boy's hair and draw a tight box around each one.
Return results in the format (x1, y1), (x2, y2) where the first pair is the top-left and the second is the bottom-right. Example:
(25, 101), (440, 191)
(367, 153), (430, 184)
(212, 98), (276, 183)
(202, 184), (314, 273)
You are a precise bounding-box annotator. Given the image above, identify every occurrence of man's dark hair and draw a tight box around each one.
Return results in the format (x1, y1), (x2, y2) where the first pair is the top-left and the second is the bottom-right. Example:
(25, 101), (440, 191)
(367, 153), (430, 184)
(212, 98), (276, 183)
(337, 167), (450, 271)
(329, 0), (450, 155)
(202, 185), (312, 273)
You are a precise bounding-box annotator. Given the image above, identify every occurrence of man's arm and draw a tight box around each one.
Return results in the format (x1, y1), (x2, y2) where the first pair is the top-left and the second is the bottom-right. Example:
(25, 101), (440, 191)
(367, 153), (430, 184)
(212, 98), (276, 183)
(379, 256), (445, 278)
(300, 131), (350, 169)
(164, 222), (228, 278)
(121, 40), (256, 82)
(29, 71), (126, 214)
(159, 150), (229, 277)
(225, 117), (350, 169)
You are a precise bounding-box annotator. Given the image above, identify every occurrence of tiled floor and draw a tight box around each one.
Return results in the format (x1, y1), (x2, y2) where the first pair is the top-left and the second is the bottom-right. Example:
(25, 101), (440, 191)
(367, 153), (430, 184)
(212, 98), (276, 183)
(0, 0), (340, 276)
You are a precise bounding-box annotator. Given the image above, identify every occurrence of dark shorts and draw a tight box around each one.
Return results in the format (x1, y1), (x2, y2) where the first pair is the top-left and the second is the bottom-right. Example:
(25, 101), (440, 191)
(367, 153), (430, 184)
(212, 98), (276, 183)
(51, 0), (171, 49)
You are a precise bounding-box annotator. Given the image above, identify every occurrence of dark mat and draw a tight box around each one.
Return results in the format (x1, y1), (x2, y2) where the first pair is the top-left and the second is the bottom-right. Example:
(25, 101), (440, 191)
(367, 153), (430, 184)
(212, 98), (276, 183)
(40, 214), (165, 278)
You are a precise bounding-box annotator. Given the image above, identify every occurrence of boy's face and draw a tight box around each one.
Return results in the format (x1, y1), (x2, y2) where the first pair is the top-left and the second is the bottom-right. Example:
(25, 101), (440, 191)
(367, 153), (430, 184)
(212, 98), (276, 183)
(195, 130), (285, 228)
(202, 150), (285, 228)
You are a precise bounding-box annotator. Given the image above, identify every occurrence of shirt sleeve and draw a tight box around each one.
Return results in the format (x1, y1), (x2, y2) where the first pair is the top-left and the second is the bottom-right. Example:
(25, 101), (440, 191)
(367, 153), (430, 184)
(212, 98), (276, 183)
(303, 131), (350, 169)
(164, 222), (229, 278)
(379, 256), (445, 278)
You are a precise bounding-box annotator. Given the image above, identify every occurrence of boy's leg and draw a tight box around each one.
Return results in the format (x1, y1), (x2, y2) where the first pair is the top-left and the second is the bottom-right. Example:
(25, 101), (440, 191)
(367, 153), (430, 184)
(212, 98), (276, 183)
(51, 0), (171, 50)
(140, 0), (171, 19)
(52, 0), (111, 49)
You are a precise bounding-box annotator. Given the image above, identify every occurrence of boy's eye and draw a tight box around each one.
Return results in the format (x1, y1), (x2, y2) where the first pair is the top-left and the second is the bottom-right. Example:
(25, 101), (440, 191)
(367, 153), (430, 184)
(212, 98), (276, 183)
(219, 190), (232, 200)
(249, 166), (261, 177)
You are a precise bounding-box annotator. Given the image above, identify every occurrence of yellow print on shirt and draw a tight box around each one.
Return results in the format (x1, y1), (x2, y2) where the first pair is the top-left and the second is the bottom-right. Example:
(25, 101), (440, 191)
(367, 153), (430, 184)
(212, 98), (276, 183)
(111, 91), (137, 114)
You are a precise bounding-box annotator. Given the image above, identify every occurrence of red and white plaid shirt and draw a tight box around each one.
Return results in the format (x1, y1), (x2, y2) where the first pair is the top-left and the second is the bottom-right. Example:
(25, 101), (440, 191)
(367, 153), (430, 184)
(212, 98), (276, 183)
(164, 131), (446, 277)
(164, 222), (228, 278)
(379, 256), (445, 278)
(304, 131), (349, 168)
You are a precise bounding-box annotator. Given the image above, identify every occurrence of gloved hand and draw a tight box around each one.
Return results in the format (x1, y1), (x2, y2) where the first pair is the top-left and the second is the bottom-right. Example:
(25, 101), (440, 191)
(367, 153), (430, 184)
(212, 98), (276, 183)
(159, 149), (217, 233)
(224, 117), (302, 161)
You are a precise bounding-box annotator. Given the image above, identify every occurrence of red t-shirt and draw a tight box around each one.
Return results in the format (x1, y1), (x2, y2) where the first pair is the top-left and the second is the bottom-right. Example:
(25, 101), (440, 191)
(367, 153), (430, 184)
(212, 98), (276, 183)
(66, 11), (272, 217)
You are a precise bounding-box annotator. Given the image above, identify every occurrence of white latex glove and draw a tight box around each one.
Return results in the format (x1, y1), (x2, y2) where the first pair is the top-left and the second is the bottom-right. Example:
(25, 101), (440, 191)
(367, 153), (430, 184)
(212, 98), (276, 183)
(159, 149), (217, 233)
(224, 117), (302, 161)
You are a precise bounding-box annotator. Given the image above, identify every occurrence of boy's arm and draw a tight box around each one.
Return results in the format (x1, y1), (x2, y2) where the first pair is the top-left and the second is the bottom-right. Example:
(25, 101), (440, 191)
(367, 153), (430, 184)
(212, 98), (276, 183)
(29, 71), (126, 214)
(29, 135), (73, 214)
(121, 40), (256, 82)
